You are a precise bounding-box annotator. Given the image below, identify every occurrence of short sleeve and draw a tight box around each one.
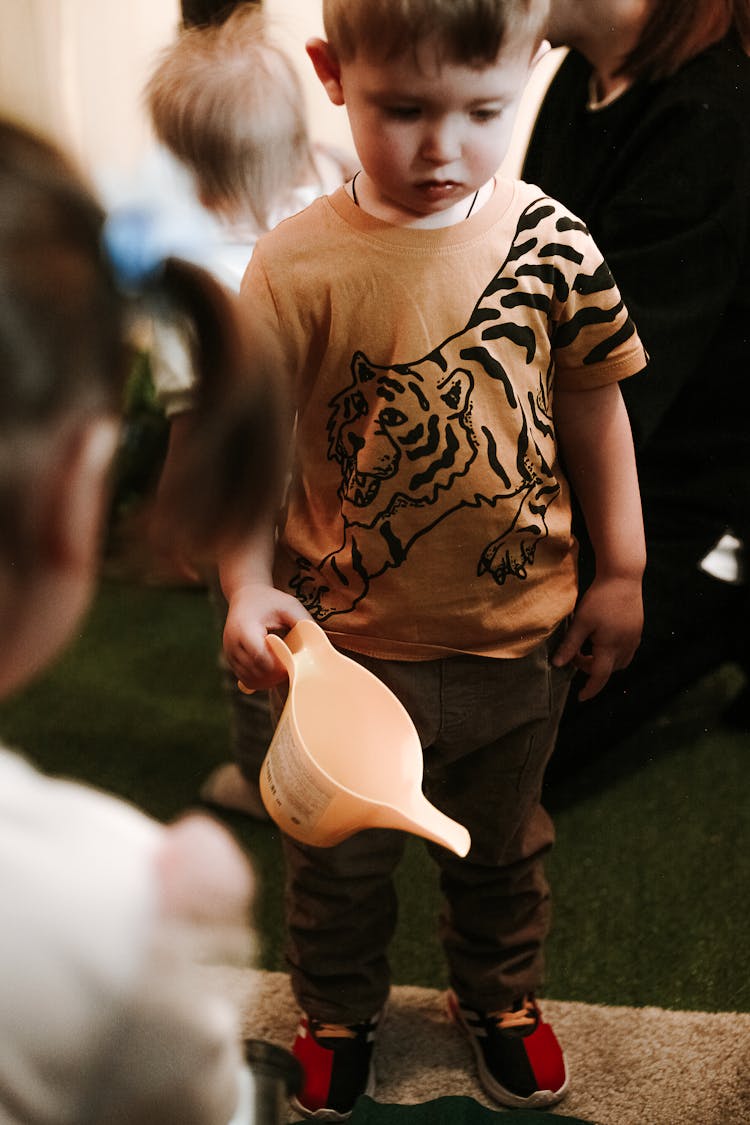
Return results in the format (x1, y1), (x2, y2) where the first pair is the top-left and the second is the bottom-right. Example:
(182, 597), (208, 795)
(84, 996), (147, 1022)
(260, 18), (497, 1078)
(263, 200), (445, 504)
(551, 222), (647, 391)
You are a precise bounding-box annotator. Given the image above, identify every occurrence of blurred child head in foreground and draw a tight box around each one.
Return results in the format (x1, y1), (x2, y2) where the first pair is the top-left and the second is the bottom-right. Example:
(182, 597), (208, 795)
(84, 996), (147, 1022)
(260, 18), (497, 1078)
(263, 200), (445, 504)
(0, 114), (282, 1123)
(0, 115), (279, 695)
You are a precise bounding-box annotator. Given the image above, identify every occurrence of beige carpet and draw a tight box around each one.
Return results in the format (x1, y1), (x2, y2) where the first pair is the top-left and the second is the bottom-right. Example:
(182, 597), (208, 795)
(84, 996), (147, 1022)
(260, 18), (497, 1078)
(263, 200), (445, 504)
(206, 967), (750, 1124)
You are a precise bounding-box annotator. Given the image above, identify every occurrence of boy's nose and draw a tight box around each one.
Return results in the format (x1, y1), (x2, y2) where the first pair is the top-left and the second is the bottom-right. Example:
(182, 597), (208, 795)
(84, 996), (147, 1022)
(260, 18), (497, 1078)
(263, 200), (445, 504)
(419, 119), (460, 164)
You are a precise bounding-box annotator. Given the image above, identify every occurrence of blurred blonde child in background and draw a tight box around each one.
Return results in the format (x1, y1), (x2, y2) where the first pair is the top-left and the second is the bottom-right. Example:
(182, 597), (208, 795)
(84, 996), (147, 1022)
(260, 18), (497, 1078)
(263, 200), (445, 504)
(143, 4), (354, 818)
(145, 4), (353, 292)
(0, 115), (280, 1124)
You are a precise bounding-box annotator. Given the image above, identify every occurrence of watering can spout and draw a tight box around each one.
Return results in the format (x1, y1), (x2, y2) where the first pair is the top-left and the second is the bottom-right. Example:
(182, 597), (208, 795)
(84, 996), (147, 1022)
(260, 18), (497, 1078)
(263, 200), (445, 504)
(381, 795), (471, 858)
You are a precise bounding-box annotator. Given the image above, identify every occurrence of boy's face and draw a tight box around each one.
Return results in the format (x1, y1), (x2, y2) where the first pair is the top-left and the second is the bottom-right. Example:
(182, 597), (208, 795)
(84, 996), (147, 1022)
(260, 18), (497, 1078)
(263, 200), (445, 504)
(309, 35), (533, 223)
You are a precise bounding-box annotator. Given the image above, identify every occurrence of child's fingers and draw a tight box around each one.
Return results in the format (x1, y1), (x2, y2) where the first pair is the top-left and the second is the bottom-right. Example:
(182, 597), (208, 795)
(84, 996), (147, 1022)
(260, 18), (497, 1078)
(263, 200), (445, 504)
(570, 652), (593, 676)
(576, 656), (615, 700)
(551, 621), (587, 668)
(237, 634), (290, 693)
(232, 651), (288, 692)
(228, 626), (298, 692)
(553, 631), (620, 701)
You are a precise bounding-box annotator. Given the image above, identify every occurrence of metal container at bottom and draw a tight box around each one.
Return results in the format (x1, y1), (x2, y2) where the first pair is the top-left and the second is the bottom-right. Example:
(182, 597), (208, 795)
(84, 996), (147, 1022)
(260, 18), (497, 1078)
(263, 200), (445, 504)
(243, 1038), (303, 1124)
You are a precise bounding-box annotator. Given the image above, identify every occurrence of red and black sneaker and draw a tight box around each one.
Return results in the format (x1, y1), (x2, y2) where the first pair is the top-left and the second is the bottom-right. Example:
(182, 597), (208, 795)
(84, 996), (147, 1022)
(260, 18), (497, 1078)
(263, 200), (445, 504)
(291, 1011), (379, 1120)
(448, 990), (568, 1109)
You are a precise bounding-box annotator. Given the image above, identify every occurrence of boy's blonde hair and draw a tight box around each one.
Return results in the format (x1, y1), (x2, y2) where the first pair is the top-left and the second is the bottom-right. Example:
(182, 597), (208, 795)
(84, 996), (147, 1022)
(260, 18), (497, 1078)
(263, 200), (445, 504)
(145, 7), (312, 231)
(322, 0), (549, 64)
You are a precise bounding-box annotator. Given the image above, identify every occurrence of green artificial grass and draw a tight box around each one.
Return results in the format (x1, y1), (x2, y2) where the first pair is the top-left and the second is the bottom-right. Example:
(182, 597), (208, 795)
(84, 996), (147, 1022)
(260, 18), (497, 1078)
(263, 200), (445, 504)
(2, 578), (748, 1014)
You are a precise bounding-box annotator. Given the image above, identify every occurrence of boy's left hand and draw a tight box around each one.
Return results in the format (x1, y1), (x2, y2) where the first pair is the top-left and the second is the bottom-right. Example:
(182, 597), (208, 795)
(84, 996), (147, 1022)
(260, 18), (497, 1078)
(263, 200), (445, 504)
(552, 575), (643, 700)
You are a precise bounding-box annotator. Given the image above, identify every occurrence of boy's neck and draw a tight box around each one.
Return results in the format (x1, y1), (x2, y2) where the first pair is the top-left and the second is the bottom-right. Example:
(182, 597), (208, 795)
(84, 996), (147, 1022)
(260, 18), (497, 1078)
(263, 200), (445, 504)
(348, 172), (496, 229)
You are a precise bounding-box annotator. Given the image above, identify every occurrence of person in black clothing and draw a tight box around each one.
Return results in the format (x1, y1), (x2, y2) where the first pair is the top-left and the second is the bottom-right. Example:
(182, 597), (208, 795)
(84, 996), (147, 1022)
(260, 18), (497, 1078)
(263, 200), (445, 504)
(522, 0), (750, 786)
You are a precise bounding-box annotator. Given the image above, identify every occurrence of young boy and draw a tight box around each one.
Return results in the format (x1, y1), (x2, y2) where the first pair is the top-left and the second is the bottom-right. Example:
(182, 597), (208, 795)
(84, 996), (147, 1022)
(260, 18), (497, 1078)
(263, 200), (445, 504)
(221, 0), (647, 1117)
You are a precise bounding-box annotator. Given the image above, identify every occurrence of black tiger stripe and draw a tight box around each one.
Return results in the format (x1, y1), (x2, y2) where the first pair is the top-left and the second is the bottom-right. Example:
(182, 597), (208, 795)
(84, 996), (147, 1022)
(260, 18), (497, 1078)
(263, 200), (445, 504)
(405, 413), (441, 459)
(518, 202), (556, 231)
(501, 291), (553, 314)
(481, 425), (512, 488)
(409, 423), (461, 489)
(485, 276), (519, 296)
(583, 317), (638, 365)
(556, 215), (588, 235)
(516, 263), (570, 302)
(553, 298), (625, 349)
(539, 242), (584, 264)
(466, 306), (503, 330)
(507, 237), (538, 262)
(573, 260), (616, 296)
(528, 388), (554, 440)
(460, 345), (519, 404)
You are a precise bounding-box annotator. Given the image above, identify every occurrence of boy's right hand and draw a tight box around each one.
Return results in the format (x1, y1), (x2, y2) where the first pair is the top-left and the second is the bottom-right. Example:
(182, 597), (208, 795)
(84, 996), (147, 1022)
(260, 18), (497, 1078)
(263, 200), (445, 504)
(222, 583), (311, 691)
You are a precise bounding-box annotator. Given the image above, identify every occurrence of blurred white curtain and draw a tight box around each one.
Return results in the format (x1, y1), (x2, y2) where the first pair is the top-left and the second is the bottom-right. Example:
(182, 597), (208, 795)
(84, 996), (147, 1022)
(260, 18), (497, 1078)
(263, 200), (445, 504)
(0, 0), (179, 176)
(0, 0), (351, 175)
(265, 0), (354, 153)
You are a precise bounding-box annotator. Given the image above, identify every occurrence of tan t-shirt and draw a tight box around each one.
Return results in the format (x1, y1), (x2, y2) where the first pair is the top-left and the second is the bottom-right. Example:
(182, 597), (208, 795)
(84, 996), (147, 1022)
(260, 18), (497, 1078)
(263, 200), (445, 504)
(241, 178), (646, 660)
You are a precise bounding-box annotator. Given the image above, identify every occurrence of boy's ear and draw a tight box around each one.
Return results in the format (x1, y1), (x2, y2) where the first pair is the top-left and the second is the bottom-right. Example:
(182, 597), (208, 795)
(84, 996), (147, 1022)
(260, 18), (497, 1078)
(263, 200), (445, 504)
(47, 418), (120, 569)
(306, 38), (345, 106)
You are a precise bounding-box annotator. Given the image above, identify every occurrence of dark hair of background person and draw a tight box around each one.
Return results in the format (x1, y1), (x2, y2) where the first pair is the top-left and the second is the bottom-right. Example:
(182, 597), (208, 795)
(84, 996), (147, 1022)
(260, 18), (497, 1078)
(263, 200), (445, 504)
(620, 0), (750, 81)
(181, 0), (261, 29)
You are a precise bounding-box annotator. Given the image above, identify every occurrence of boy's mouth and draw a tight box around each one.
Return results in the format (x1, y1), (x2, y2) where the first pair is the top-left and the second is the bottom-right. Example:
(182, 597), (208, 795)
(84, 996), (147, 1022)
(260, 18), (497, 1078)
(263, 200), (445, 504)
(415, 180), (462, 201)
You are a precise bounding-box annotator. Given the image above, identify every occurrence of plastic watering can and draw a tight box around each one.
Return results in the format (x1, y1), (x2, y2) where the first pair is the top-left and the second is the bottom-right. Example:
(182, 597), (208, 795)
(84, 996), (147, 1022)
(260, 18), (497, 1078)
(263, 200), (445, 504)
(258, 620), (471, 857)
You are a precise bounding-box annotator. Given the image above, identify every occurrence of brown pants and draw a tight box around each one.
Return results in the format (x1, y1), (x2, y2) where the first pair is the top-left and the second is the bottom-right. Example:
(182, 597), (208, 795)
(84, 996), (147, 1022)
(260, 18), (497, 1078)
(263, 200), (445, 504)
(277, 629), (572, 1023)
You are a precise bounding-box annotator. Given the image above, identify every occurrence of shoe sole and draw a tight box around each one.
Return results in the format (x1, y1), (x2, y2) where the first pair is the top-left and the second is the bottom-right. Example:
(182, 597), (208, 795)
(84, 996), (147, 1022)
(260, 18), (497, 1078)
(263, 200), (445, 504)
(290, 1060), (376, 1121)
(447, 991), (569, 1110)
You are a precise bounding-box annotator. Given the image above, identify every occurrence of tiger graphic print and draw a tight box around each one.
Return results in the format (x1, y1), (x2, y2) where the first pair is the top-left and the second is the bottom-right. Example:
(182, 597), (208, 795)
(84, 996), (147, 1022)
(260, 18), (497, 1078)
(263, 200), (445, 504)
(288, 196), (637, 624)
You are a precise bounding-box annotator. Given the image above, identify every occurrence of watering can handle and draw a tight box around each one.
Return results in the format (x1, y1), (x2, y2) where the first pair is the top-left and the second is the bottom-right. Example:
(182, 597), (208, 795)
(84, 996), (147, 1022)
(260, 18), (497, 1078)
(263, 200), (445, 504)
(236, 630), (300, 693)
(265, 632), (297, 677)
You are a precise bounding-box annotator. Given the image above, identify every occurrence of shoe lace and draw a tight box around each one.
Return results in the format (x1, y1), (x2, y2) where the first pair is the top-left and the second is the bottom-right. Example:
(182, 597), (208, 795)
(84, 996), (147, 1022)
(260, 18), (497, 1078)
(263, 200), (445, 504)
(487, 994), (538, 1031)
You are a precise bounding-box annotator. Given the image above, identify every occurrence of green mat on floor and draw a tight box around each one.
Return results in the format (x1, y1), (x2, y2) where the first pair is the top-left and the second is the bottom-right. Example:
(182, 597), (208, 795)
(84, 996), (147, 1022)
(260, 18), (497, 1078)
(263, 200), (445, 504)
(295, 1096), (593, 1123)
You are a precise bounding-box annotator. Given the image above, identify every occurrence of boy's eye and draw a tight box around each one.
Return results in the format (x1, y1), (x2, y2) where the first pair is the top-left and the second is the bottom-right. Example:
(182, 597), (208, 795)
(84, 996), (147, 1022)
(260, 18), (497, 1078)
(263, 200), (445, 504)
(384, 106), (421, 120)
(471, 107), (504, 123)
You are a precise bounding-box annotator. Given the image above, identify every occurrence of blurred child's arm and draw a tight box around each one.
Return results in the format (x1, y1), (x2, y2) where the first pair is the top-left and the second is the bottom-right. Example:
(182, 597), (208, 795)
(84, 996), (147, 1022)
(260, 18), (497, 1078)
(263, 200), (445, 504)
(553, 382), (646, 700)
(99, 815), (255, 1125)
(220, 529), (310, 691)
